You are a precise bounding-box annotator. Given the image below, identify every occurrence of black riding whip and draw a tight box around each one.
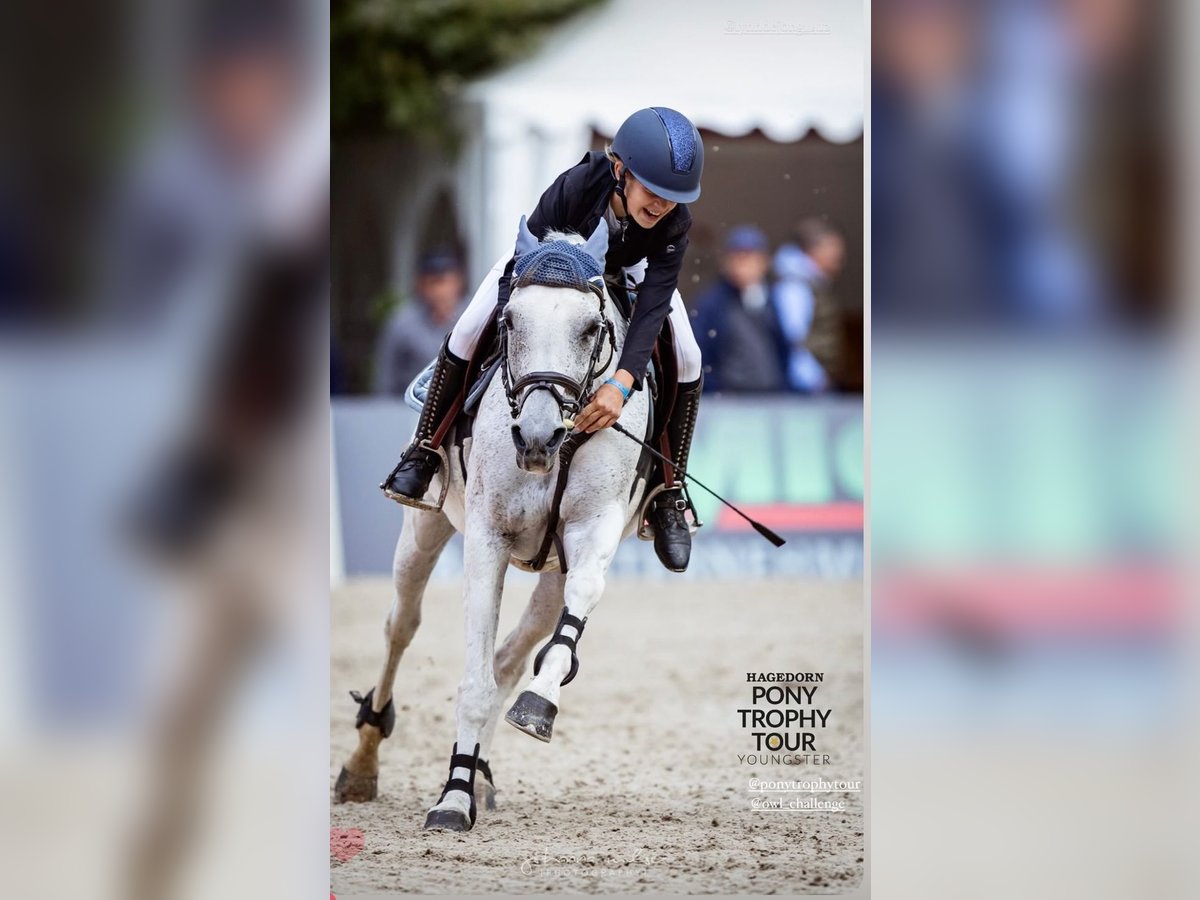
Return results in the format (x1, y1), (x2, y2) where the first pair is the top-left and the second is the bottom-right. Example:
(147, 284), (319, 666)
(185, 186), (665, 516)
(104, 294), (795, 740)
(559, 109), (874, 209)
(608, 422), (786, 548)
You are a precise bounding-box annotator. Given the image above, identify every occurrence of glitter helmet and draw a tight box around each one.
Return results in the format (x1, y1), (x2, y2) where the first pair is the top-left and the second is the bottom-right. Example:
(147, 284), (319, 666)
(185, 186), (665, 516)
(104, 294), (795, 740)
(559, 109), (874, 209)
(610, 107), (704, 204)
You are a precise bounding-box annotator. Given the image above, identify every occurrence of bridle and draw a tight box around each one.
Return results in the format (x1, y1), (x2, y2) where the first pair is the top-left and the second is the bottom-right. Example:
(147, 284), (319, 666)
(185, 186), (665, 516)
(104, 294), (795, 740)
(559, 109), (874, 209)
(498, 277), (617, 424)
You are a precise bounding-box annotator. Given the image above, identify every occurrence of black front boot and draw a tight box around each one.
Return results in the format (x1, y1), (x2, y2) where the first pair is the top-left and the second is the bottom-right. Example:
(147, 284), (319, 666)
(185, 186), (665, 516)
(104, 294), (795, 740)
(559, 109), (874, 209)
(381, 338), (469, 508)
(650, 377), (702, 572)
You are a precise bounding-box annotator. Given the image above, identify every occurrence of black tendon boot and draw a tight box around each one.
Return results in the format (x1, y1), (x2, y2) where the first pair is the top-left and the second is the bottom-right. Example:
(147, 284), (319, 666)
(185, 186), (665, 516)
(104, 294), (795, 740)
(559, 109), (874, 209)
(650, 376), (702, 571)
(424, 742), (481, 831)
(380, 338), (469, 507)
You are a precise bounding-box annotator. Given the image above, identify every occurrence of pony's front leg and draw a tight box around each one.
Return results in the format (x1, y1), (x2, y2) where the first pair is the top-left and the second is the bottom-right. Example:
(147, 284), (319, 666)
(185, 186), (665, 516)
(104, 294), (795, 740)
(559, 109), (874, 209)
(423, 525), (511, 832)
(470, 571), (565, 809)
(336, 507), (455, 804)
(505, 504), (626, 742)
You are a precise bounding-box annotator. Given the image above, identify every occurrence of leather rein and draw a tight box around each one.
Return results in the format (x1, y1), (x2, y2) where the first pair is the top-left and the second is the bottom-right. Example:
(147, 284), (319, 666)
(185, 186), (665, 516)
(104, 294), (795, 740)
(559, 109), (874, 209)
(497, 278), (619, 572)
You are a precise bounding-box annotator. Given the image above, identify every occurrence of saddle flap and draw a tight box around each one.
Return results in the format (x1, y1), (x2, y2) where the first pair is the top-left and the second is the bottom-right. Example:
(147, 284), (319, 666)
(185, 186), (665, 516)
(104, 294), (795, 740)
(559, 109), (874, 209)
(462, 314), (502, 412)
(463, 357), (501, 416)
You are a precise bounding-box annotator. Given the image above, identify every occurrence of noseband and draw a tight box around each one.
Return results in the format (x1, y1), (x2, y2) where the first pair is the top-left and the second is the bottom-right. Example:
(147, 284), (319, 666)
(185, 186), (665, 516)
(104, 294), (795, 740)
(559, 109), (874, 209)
(499, 279), (617, 423)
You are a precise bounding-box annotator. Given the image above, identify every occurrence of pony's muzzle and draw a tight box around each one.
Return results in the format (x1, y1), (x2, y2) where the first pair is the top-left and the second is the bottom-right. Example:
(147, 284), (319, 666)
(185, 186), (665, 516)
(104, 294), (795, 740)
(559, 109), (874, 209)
(512, 424), (567, 473)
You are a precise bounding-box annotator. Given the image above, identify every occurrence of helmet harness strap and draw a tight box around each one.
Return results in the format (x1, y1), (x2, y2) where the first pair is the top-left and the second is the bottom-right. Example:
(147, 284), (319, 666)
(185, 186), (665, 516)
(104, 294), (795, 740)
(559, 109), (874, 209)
(613, 162), (630, 243)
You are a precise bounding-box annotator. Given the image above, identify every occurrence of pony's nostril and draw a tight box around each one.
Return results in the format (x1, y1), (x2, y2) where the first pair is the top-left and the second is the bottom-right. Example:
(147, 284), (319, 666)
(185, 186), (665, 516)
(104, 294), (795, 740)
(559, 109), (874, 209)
(511, 426), (527, 451)
(547, 428), (567, 452)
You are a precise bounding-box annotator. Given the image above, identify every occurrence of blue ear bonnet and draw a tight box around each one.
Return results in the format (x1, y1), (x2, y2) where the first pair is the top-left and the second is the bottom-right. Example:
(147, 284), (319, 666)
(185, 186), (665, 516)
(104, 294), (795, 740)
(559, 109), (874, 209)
(512, 241), (605, 294)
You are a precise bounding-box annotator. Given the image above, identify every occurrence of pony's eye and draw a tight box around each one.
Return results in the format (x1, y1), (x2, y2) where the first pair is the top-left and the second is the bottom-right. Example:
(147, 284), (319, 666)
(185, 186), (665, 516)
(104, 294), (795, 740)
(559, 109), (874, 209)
(581, 321), (600, 340)
(502, 310), (514, 329)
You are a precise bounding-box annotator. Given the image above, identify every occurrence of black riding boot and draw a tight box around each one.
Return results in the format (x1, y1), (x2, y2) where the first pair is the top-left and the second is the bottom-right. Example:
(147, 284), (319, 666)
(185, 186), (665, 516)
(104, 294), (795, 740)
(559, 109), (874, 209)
(380, 338), (469, 507)
(650, 376), (702, 572)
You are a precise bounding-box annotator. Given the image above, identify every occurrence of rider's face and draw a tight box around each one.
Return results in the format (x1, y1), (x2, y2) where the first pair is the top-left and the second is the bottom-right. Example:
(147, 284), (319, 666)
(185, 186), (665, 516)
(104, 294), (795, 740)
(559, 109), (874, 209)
(612, 161), (677, 229)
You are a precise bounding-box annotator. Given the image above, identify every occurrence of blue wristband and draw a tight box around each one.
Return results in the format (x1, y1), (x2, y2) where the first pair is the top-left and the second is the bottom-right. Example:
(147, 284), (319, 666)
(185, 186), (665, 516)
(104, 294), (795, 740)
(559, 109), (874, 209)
(603, 377), (632, 401)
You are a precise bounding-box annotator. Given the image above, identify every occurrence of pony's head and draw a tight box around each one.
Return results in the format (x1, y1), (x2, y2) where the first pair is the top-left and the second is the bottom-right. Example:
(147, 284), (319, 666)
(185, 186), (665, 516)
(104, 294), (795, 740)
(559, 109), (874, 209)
(502, 216), (613, 474)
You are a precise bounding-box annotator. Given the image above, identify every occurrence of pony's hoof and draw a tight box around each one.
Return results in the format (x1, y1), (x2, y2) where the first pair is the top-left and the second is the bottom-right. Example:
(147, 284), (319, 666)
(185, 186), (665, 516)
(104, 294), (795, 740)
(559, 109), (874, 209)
(334, 766), (378, 803)
(505, 690), (557, 742)
(423, 808), (473, 831)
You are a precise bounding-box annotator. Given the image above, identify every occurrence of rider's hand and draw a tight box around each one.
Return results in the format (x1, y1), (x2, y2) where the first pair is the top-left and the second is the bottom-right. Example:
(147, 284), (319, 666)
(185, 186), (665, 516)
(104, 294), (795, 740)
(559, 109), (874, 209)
(574, 370), (633, 433)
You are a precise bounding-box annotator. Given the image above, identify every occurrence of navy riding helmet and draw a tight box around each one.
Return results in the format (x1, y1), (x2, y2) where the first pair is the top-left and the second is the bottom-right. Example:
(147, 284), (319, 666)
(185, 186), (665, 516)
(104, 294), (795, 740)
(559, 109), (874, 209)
(610, 107), (704, 204)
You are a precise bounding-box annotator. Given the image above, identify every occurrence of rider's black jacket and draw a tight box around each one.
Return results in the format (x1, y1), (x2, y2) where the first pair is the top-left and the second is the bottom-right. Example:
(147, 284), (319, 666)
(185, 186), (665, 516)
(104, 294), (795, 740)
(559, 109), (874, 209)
(495, 151), (692, 389)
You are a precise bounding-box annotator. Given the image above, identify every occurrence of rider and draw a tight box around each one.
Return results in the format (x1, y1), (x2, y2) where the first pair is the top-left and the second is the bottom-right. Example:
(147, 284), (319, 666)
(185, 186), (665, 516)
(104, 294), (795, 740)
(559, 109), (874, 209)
(381, 107), (705, 572)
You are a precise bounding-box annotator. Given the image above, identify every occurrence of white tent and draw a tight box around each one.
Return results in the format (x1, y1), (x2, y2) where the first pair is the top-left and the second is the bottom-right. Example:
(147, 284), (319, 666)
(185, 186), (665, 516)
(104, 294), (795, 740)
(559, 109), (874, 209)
(455, 0), (864, 276)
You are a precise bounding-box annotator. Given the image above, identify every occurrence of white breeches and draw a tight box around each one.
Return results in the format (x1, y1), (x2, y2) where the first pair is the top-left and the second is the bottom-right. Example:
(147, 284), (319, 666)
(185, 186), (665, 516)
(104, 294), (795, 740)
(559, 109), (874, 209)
(448, 254), (703, 384)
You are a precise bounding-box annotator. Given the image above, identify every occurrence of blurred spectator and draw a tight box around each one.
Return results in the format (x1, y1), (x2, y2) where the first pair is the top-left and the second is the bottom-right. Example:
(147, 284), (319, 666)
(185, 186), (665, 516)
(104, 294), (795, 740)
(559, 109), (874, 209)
(871, 2), (1178, 897)
(119, 0), (324, 560)
(101, 0), (313, 328)
(693, 225), (788, 393)
(772, 217), (847, 393)
(0, 0), (327, 895)
(871, 0), (1142, 329)
(108, 3), (328, 898)
(970, 0), (1109, 325)
(872, 0), (993, 326)
(373, 248), (466, 395)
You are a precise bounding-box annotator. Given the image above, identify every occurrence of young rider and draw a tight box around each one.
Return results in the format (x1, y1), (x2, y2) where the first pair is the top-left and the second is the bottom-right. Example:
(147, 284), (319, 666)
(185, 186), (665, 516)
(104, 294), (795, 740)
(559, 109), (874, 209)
(381, 107), (705, 572)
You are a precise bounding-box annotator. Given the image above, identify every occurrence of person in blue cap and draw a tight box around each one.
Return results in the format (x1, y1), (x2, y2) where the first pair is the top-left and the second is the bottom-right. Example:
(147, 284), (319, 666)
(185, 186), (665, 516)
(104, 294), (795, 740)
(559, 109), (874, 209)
(381, 107), (705, 572)
(373, 249), (466, 396)
(694, 225), (790, 393)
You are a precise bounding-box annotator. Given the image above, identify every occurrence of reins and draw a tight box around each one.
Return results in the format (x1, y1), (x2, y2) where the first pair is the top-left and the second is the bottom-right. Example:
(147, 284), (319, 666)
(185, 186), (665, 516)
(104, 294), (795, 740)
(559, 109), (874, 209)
(499, 277), (618, 573)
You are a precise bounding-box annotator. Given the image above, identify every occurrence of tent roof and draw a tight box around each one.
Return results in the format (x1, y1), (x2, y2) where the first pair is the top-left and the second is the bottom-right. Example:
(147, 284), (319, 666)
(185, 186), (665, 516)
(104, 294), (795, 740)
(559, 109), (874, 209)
(467, 0), (864, 143)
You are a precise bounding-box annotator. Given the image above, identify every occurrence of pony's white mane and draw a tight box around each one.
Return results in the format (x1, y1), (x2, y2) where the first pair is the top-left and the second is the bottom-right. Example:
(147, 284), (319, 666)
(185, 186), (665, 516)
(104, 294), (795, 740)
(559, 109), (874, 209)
(542, 228), (586, 245)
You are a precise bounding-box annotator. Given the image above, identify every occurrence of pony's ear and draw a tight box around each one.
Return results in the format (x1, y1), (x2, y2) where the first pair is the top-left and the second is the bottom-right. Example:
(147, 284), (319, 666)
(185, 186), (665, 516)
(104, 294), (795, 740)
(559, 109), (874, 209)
(582, 218), (609, 268)
(514, 215), (539, 257)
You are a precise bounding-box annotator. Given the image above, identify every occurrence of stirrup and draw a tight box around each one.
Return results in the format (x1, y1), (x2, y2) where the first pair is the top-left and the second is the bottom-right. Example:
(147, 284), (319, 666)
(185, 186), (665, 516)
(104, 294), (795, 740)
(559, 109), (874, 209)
(380, 442), (452, 513)
(532, 607), (587, 686)
(636, 483), (703, 541)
